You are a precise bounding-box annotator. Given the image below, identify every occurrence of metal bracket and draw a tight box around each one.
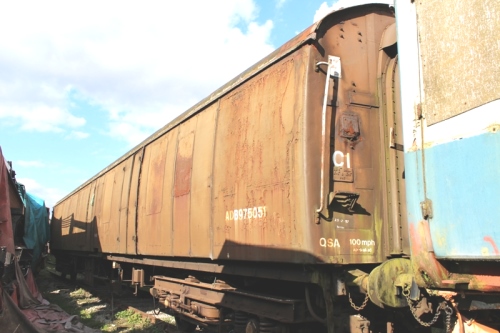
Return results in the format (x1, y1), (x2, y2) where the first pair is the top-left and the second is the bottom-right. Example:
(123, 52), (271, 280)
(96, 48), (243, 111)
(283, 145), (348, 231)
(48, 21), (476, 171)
(420, 199), (433, 220)
(315, 56), (341, 222)
(316, 55), (341, 78)
(394, 273), (421, 301)
(389, 127), (404, 151)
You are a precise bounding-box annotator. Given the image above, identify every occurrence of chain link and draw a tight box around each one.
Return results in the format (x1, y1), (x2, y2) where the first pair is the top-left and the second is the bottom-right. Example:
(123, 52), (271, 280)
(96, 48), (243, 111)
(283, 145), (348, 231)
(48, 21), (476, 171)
(348, 292), (370, 311)
(444, 305), (453, 332)
(402, 287), (453, 330)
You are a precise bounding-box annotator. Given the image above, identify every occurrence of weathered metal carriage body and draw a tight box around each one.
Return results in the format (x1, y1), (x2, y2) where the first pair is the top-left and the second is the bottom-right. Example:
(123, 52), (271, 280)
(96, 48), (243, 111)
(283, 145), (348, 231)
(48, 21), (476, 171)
(52, 4), (401, 267)
(52, 5), (404, 331)
(51, 1), (500, 332)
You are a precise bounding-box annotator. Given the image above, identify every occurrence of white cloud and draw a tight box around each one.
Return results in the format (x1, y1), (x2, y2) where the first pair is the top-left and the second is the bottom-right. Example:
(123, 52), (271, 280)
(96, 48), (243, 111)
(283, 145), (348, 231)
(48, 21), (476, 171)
(16, 160), (45, 168)
(0, 104), (85, 133)
(276, 0), (287, 9)
(16, 177), (65, 209)
(313, 0), (394, 22)
(65, 131), (90, 140)
(314, 2), (335, 22)
(0, 0), (275, 146)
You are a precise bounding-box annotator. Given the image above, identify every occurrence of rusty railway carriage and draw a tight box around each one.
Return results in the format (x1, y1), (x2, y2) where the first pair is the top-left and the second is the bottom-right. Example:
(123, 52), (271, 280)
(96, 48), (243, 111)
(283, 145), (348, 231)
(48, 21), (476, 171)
(51, 2), (500, 333)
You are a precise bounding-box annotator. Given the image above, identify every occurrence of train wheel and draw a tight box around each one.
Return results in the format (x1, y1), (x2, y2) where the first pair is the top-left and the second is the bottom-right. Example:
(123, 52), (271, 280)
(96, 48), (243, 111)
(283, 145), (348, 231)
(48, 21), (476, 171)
(175, 316), (197, 333)
(245, 318), (259, 333)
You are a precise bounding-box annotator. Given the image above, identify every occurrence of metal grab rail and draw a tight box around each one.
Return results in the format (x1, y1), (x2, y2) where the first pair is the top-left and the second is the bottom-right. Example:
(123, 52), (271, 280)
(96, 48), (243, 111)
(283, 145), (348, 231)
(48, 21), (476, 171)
(315, 56), (341, 222)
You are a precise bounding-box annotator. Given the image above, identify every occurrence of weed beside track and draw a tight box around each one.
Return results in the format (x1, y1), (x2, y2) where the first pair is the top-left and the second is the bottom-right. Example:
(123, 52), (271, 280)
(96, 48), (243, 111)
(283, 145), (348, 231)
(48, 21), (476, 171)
(37, 262), (177, 332)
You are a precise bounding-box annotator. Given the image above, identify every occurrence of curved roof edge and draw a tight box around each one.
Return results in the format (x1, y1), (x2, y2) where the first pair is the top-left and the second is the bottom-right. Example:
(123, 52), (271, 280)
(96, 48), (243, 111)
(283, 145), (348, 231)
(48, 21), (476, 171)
(313, 0), (393, 22)
(55, 3), (394, 207)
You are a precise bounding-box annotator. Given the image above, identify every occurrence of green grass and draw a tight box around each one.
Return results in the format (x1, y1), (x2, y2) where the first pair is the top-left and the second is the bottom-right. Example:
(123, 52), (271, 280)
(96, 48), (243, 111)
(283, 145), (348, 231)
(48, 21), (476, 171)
(41, 288), (103, 328)
(38, 268), (168, 332)
(103, 309), (166, 332)
(115, 309), (151, 326)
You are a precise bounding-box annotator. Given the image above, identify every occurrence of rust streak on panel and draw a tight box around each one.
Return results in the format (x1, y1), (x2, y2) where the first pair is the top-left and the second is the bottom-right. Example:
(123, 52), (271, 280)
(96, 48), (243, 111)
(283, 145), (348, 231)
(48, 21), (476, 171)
(191, 105), (218, 257)
(173, 131), (195, 256)
(174, 132), (195, 197)
(127, 149), (143, 255)
(137, 137), (168, 254)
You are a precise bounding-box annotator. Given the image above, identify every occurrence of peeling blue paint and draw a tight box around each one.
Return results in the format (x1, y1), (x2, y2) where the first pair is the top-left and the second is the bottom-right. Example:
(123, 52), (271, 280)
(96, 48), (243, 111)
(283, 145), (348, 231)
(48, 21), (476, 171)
(405, 130), (500, 258)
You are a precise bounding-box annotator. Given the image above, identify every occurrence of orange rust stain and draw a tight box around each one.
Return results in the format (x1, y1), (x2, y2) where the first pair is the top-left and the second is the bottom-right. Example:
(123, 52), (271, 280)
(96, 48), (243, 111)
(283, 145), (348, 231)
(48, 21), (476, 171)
(483, 236), (500, 255)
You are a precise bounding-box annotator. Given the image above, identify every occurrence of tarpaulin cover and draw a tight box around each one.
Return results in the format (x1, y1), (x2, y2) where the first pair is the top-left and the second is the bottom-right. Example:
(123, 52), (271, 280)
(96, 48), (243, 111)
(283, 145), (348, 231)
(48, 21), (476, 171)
(24, 192), (50, 264)
(0, 146), (15, 254)
(1, 286), (43, 333)
(0, 258), (100, 333)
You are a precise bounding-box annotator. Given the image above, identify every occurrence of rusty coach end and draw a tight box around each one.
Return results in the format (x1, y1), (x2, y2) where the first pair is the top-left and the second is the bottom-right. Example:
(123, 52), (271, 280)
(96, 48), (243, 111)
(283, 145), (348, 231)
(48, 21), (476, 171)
(49, 1), (500, 332)
(51, 4), (406, 332)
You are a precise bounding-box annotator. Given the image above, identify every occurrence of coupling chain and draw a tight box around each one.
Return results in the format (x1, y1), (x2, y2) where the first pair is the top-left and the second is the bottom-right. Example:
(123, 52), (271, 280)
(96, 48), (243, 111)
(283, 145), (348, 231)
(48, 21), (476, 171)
(402, 287), (453, 330)
(444, 306), (452, 333)
(348, 292), (370, 311)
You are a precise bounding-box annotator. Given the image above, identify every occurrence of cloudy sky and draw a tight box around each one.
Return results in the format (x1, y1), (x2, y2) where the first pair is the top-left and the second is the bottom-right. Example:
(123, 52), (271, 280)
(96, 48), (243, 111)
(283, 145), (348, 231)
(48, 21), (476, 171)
(0, 0), (392, 208)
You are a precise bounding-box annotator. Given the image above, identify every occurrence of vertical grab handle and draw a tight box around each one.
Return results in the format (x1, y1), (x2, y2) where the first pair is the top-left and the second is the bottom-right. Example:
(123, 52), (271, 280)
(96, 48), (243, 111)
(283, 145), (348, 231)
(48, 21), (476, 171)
(315, 56), (341, 223)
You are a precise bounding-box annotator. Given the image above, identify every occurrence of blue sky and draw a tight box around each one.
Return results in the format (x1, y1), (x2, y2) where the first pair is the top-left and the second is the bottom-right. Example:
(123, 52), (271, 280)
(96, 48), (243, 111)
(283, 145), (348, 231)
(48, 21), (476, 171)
(0, 0), (390, 208)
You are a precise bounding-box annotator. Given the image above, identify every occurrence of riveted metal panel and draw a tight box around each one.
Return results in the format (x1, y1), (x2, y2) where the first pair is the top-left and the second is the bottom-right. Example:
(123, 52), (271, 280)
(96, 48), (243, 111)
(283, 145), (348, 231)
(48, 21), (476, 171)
(380, 53), (409, 256)
(416, 0), (500, 125)
(310, 9), (396, 264)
